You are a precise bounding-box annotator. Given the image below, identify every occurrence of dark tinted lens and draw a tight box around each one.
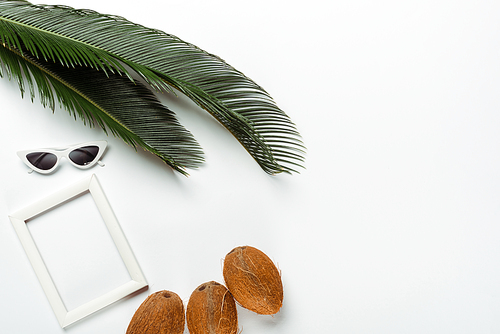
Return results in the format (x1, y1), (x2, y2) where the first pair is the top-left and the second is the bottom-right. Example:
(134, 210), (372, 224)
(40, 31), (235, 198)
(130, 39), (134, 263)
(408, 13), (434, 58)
(26, 152), (57, 170)
(68, 145), (99, 166)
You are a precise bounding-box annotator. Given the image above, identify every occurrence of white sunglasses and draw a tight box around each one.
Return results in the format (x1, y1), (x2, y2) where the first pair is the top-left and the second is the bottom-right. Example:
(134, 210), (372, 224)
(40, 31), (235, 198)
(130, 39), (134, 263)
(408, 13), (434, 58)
(17, 140), (107, 174)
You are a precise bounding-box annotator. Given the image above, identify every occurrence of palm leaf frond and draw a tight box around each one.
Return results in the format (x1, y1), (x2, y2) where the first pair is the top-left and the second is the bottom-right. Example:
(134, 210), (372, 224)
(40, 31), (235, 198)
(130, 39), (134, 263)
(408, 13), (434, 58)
(0, 43), (204, 175)
(0, 1), (305, 174)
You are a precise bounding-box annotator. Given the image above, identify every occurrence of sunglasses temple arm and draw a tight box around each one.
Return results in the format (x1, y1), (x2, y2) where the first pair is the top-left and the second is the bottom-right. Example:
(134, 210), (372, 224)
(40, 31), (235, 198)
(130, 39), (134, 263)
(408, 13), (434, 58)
(97, 160), (105, 167)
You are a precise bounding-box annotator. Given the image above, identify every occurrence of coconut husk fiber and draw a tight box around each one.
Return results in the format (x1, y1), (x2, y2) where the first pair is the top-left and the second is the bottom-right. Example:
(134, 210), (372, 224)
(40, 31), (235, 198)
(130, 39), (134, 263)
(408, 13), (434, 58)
(223, 245), (283, 315)
(186, 281), (238, 334)
(126, 290), (185, 334)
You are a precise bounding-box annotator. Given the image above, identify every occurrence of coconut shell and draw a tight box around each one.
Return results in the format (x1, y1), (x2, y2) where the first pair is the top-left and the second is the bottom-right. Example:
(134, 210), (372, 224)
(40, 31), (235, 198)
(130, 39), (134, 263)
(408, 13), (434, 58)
(186, 281), (238, 334)
(223, 246), (283, 315)
(126, 290), (185, 334)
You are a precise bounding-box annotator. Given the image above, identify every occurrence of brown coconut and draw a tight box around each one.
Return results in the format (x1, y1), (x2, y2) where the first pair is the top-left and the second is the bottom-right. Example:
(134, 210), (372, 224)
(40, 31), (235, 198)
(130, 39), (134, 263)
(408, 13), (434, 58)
(126, 290), (185, 334)
(186, 281), (238, 334)
(223, 246), (283, 315)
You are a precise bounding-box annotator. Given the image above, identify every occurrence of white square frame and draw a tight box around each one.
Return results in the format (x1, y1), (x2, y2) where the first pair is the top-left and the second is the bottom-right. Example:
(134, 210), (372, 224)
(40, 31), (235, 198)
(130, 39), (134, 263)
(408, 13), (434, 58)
(9, 174), (148, 328)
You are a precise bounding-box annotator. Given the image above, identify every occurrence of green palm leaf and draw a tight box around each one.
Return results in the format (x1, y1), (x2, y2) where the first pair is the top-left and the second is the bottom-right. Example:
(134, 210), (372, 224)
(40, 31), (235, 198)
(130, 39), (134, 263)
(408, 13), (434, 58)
(0, 43), (204, 175)
(0, 0), (305, 174)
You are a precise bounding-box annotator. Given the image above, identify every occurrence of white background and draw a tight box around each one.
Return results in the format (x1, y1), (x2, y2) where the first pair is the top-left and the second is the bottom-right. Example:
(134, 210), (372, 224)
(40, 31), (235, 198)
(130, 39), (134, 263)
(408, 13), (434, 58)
(1, 0), (500, 333)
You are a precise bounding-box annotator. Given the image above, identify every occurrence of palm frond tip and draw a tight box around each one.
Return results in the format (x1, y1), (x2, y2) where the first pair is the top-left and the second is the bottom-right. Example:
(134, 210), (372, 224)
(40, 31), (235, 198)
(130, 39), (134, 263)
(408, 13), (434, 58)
(0, 0), (305, 174)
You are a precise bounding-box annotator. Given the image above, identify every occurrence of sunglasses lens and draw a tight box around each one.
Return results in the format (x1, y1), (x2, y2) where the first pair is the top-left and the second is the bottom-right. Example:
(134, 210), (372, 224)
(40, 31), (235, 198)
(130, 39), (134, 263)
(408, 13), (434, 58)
(68, 145), (100, 166)
(26, 152), (57, 171)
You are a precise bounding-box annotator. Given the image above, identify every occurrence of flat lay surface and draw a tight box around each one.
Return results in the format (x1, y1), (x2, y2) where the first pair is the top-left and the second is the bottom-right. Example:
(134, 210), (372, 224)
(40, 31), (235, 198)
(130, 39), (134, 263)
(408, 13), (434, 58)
(1, 1), (500, 333)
